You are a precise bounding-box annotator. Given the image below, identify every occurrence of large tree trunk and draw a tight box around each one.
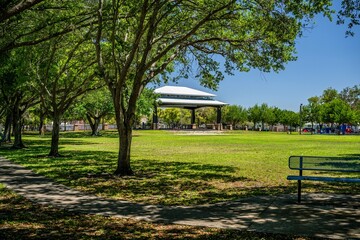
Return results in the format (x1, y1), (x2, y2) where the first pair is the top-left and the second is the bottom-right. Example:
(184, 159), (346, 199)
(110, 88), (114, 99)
(112, 89), (136, 176)
(92, 117), (100, 136)
(38, 107), (46, 135)
(38, 114), (45, 135)
(114, 117), (134, 176)
(38, 117), (44, 135)
(102, 118), (106, 130)
(12, 106), (25, 149)
(49, 114), (61, 157)
(86, 114), (101, 136)
(1, 112), (12, 143)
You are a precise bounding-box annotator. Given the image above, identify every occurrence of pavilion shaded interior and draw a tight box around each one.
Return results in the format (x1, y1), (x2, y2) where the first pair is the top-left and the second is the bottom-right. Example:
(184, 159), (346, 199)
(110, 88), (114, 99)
(153, 86), (227, 129)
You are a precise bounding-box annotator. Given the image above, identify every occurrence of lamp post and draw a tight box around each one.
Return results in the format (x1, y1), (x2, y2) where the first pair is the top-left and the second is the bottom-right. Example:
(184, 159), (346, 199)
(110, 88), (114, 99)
(299, 103), (303, 135)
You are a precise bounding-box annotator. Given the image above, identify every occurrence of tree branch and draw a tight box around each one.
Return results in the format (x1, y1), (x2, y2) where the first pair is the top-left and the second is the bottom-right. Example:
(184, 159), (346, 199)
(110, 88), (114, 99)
(118, 0), (149, 88)
(0, 0), (45, 23)
(145, 0), (236, 70)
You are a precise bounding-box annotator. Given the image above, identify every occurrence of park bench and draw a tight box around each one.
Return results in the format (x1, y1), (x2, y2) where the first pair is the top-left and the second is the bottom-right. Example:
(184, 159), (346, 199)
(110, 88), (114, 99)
(287, 156), (360, 203)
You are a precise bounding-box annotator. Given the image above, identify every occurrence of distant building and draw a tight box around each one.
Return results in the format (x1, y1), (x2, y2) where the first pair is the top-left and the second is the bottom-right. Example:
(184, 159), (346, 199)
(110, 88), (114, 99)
(154, 86), (228, 129)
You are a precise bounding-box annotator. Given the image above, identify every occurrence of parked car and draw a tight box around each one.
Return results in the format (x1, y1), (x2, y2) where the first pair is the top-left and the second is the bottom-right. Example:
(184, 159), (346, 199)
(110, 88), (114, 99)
(303, 128), (314, 133)
(345, 127), (352, 133)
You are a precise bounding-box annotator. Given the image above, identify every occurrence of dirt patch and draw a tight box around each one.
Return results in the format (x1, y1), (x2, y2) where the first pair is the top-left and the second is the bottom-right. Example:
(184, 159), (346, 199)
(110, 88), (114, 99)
(171, 130), (226, 135)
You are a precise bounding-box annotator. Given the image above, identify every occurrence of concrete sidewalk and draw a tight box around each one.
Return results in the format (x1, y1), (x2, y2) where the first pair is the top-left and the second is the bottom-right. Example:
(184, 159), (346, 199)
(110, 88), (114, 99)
(0, 156), (359, 239)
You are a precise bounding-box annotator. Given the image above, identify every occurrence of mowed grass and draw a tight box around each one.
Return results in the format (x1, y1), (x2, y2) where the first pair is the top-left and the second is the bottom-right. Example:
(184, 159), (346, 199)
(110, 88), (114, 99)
(0, 130), (359, 205)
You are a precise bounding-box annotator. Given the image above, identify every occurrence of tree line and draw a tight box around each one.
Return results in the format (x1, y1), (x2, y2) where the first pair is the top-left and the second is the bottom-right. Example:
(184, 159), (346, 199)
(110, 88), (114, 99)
(157, 84), (359, 133)
(0, 1), (359, 175)
(226, 85), (359, 132)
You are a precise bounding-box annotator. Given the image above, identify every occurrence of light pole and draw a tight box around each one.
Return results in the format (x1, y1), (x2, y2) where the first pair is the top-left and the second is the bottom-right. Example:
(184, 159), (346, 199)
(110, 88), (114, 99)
(299, 103), (303, 134)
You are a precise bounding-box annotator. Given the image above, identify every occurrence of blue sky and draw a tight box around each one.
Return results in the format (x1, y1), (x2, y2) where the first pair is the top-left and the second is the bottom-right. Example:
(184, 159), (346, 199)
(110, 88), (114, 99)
(158, 11), (360, 112)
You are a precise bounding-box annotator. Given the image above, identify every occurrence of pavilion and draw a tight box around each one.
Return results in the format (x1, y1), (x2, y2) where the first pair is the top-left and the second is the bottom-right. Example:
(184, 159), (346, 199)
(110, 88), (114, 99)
(153, 86), (228, 130)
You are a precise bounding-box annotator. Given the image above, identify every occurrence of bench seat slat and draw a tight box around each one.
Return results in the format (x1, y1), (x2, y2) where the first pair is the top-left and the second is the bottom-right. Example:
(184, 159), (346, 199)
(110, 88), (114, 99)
(288, 167), (359, 172)
(287, 175), (360, 183)
(288, 156), (360, 172)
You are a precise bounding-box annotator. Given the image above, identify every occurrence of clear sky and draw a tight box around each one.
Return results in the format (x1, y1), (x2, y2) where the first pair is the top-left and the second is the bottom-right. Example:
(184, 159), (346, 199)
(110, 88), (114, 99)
(156, 10), (360, 112)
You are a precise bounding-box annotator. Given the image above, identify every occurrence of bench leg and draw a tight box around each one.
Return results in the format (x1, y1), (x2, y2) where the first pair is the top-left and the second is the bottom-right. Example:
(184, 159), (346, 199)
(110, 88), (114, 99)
(297, 180), (301, 203)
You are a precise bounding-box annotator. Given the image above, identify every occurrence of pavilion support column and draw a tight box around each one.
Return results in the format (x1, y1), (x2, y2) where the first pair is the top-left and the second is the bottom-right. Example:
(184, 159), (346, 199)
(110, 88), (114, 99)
(152, 105), (158, 130)
(216, 107), (222, 130)
(191, 108), (196, 129)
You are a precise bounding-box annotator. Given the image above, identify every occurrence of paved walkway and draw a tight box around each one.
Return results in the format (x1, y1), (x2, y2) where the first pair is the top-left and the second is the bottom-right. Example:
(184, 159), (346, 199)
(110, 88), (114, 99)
(0, 156), (359, 239)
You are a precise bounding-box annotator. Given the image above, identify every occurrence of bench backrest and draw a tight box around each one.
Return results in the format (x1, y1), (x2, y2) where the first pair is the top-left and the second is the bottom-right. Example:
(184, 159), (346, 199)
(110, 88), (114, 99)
(288, 156), (360, 172)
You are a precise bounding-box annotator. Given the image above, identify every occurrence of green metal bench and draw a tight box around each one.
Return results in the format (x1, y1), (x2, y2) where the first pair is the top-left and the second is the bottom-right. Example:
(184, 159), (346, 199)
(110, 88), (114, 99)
(287, 156), (360, 203)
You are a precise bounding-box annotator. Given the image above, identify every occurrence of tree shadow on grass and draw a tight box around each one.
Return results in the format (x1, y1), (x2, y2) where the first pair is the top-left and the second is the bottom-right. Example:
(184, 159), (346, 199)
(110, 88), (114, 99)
(0, 137), (102, 160)
(28, 131), (119, 139)
(296, 181), (360, 195)
(2, 142), (358, 206)
(1, 141), (283, 205)
(339, 153), (360, 158)
(59, 130), (120, 139)
(1, 145), (293, 205)
(0, 187), (300, 240)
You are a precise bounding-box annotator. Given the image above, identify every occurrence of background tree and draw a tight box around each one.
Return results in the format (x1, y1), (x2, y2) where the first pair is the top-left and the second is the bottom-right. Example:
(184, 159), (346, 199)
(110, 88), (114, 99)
(289, 111), (300, 133)
(135, 88), (157, 128)
(278, 110), (289, 133)
(248, 104), (262, 130)
(303, 96), (322, 134)
(32, 32), (99, 156)
(61, 100), (84, 132)
(353, 109), (360, 126)
(223, 105), (247, 128)
(0, 53), (15, 143)
(279, 110), (300, 134)
(27, 103), (48, 135)
(72, 87), (113, 136)
(195, 107), (215, 126)
(259, 103), (275, 131)
(339, 84), (360, 111)
(158, 108), (181, 128)
(267, 107), (280, 131)
(319, 88), (340, 130)
(179, 109), (192, 126)
(0, 48), (39, 148)
(321, 98), (354, 129)
(321, 88), (339, 103)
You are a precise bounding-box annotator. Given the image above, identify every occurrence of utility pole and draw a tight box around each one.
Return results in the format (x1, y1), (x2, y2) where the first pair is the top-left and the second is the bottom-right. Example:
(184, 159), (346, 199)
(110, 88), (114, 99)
(299, 103), (303, 134)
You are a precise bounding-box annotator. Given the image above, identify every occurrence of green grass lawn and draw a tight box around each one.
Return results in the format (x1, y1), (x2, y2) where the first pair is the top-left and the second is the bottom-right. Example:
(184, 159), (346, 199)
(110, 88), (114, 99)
(0, 130), (359, 205)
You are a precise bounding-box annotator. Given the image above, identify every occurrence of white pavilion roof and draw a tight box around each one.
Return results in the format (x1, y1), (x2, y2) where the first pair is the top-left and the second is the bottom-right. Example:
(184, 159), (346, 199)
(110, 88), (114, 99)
(155, 86), (227, 108)
(154, 86), (216, 97)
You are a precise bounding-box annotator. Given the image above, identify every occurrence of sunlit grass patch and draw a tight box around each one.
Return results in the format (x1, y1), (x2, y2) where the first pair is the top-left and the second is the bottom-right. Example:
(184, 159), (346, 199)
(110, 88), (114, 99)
(0, 130), (359, 205)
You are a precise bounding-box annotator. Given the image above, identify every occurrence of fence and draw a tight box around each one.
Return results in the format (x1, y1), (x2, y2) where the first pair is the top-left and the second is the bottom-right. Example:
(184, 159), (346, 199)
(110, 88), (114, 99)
(42, 124), (118, 132)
